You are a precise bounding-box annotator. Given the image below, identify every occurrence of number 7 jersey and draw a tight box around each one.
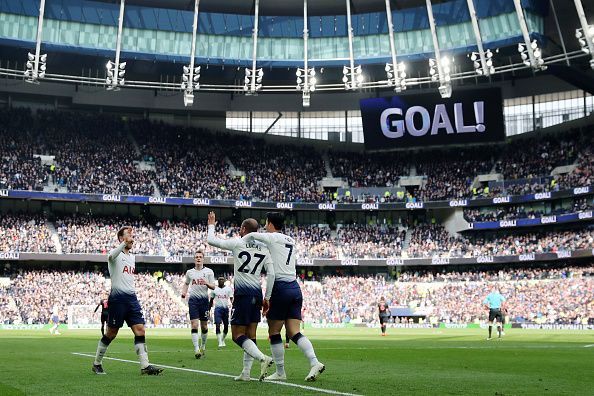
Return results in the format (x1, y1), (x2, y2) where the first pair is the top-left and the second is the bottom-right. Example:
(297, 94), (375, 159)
(207, 225), (275, 298)
(243, 232), (297, 282)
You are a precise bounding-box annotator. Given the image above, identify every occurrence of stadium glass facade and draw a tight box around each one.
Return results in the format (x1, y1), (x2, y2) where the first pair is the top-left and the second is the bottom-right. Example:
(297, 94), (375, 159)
(0, 0), (544, 66)
(227, 90), (594, 142)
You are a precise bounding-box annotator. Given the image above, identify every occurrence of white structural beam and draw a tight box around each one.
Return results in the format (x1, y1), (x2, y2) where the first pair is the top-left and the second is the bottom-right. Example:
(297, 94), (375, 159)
(512, 0), (539, 69)
(425, 0), (451, 97)
(251, 0), (260, 93)
(189, 0), (200, 80)
(346, 0), (355, 78)
(574, 0), (594, 68)
(24, 0), (47, 83)
(182, 0), (201, 106)
(106, 0), (126, 90)
(466, 0), (490, 75)
(34, 0), (46, 77)
(384, 0), (406, 91)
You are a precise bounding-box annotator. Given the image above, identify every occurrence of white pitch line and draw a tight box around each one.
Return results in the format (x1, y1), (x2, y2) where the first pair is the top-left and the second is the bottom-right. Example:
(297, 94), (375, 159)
(584, 344), (594, 348)
(72, 353), (360, 396)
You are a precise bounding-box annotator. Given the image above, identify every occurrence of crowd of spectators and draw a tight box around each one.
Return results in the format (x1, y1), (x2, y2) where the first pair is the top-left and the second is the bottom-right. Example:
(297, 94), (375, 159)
(36, 111), (155, 195)
(299, 265), (594, 325)
(416, 150), (495, 201)
(337, 224), (406, 258)
(329, 151), (408, 188)
(463, 198), (593, 222)
(2, 266), (591, 325)
(2, 213), (593, 259)
(3, 270), (186, 325)
(0, 108), (48, 191)
(1, 108), (592, 202)
(56, 216), (162, 255)
(0, 214), (56, 253)
(407, 224), (594, 258)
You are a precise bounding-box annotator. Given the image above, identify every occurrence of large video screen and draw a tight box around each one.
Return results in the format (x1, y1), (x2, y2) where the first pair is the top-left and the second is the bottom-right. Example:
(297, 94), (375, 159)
(360, 88), (505, 150)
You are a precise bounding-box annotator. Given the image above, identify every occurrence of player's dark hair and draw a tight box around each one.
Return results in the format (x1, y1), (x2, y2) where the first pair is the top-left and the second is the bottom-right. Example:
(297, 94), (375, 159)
(195, 250), (204, 257)
(266, 212), (284, 231)
(117, 226), (132, 241)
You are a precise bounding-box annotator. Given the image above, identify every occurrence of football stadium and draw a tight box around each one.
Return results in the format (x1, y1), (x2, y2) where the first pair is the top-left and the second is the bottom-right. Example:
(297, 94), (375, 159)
(0, 0), (593, 394)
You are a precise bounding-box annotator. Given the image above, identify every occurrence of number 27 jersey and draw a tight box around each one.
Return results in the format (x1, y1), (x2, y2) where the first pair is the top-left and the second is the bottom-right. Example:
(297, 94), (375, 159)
(245, 232), (297, 282)
(207, 226), (273, 297)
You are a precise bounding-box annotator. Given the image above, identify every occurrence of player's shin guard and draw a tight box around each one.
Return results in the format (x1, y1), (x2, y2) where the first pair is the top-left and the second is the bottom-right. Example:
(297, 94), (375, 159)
(94, 335), (112, 365)
(291, 332), (320, 367)
(497, 325), (502, 337)
(191, 328), (199, 351)
(234, 335), (266, 362)
(488, 325), (493, 338)
(134, 335), (150, 369)
(269, 334), (286, 375)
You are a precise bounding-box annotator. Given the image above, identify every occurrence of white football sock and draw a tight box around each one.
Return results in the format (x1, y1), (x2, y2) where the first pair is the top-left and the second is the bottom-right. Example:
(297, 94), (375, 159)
(241, 339), (266, 361)
(134, 343), (149, 369)
(270, 342), (285, 375)
(243, 352), (254, 375)
(94, 340), (109, 365)
(191, 332), (199, 351)
(201, 333), (208, 350)
(296, 336), (320, 367)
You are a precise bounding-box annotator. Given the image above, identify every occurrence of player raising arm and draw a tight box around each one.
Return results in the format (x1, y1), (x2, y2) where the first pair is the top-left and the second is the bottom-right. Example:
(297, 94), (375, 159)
(243, 212), (325, 382)
(181, 251), (216, 359)
(209, 276), (233, 348)
(207, 211), (275, 381)
(92, 226), (163, 375)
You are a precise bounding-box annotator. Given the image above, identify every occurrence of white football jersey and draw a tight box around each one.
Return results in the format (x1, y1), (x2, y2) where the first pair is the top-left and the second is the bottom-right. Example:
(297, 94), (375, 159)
(211, 286), (233, 309)
(107, 242), (137, 300)
(185, 267), (215, 300)
(207, 225), (274, 299)
(244, 232), (297, 282)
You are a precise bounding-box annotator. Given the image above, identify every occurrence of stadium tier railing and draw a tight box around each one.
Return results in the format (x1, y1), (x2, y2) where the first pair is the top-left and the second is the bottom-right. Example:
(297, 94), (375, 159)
(0, 185), (592, 211)
(1, 248), (592, 267)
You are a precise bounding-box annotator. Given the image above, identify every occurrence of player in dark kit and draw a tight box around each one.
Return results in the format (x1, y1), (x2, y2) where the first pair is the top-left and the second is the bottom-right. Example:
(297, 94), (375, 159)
(378, 297), (390, 336)
(94, 297), (109, 336)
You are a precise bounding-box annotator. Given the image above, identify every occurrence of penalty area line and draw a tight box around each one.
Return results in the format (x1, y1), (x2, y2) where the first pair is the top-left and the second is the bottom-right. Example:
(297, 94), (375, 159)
(71, 352), (360, 396)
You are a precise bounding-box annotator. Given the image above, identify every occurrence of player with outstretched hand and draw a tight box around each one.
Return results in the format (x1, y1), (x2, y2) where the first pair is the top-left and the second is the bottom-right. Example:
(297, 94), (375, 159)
(209, 276), (233, 348)
(243, 212), (325, 382)
(92, 226), (163, 375)
(206, 211), (275, 381)
(181, 250), (216, 359)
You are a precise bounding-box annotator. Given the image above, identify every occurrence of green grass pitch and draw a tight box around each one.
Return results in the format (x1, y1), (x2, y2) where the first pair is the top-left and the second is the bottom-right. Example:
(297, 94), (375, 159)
(0, 328), (593, 395)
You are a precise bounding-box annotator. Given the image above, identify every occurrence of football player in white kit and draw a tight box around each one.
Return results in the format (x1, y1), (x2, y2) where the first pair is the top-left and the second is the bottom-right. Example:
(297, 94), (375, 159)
(181, 250), (215, 359)
(207, 211), (275, 381)
(92, 226), (163, 375)
(243, 212), (324, 382)
(209, 277), (233, 348)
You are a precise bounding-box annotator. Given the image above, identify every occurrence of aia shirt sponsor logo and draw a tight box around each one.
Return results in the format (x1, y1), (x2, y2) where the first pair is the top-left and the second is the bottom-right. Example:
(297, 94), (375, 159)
(122, 265), (135, 274)
(191, 278), (206, 285)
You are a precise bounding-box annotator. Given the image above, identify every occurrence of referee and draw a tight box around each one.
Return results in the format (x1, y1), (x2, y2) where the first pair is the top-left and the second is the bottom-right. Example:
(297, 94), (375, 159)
(483, 288), (506, 340)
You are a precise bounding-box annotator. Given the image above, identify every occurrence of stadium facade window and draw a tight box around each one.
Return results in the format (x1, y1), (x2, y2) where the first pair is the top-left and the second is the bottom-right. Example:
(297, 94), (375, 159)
(227, 89), (590, 142)
(505, 90), (588, 136)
